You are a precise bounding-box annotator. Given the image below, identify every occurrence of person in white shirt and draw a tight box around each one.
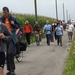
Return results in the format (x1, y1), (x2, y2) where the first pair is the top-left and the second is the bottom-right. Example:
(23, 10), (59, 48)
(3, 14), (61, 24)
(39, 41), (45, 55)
(68, 23), (74, 42)
(71, 20), (75, 27)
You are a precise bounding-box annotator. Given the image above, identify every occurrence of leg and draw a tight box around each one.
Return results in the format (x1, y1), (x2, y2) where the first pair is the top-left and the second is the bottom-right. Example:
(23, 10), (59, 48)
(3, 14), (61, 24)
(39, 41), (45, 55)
(16, 41), (20, 55)
(59, 35), (62, 46)
(51, 32), (54, 42)
(25, 33), (31, 45)
(50, 34), (53, 42)
(39, 33), (41, 42)
(0, 67), (4, 75)
(46, 34), (49, 45)
(25, 33), (28, 44)
(57, 35), (59, 45)
(0, 52), (5, 75)
(68, 32), (70, 42)
(54, 32), (57, 40)
(70, 32), (73, 41)
(6, 40), (15, 75)
(27, 33), (31, 45)
(47, 34), (50, 45)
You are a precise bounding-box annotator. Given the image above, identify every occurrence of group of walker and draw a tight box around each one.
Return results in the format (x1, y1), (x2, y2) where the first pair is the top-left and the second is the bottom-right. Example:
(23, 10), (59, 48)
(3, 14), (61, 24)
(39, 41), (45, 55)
(0, 6), (74, 75)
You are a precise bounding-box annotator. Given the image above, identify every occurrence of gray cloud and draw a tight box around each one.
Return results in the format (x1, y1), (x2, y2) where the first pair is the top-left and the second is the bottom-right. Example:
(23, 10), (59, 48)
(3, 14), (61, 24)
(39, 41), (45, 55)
(0, 0), (74, 21)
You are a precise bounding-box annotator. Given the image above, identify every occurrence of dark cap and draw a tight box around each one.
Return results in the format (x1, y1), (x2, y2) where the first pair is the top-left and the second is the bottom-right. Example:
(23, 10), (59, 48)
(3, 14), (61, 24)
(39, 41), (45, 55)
(3, 7), (9, 12)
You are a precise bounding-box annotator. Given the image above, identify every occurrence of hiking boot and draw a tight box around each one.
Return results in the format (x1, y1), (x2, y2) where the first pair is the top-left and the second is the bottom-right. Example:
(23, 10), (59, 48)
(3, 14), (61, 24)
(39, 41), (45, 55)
(6, 71), (11, 75)
(60, 44), (62, 46)
(11, 71), (15, 75)
(6, 71), (15, 75)
(47, 43), (50, 46)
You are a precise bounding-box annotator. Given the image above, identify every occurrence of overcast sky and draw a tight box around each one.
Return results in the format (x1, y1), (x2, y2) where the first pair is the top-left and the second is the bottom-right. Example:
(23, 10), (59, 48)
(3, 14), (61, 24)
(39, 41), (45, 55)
(0, 0), (75, 21)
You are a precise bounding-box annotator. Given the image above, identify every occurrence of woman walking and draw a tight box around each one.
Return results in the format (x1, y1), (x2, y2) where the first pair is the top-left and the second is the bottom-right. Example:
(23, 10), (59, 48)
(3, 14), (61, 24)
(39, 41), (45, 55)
(23, 20), (33, 47)
(55, 22), (63, 46)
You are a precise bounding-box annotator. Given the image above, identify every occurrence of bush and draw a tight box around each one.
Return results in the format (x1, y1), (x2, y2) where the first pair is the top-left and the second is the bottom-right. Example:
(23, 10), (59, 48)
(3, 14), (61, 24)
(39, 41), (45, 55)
(0, 13), (55, 43)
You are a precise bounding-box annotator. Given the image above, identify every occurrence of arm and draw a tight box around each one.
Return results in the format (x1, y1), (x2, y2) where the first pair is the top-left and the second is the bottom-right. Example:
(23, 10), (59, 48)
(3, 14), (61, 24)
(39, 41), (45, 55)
(23, 25), (26, 33)
(11, 17), (20, 34)
(33, 25), (36, 32)
(54, 27), (57, 33)
(30, 25), (33, 33)
(43, 25), (46, 33)
(3, 24), (12, 41)
(11, 16), (20, 29)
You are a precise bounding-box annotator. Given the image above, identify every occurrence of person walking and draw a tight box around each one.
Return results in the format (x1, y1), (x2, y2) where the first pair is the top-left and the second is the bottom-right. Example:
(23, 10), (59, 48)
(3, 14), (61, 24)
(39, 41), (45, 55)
(0, 7), (20, 75)
(43, 20), (52, 45)
(62, 20), (67, 31)
(33, 21), (41, 42)
(0, 22), (13, 75)
(23, 20), (33, 47)
(55, 22), (63, 46)
(67, 22), (74, 42)
(52, 20), (57, 40)
(50, 23), (54, 42)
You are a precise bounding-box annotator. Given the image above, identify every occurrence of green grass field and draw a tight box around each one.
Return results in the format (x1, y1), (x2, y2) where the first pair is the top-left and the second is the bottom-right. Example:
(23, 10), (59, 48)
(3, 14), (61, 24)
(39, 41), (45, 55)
(64, 33), (75, 75)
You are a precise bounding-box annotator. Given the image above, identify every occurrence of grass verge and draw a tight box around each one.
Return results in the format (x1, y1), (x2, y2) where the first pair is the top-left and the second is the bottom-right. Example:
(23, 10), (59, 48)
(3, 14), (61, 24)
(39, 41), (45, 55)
(64, 33), (75, 75)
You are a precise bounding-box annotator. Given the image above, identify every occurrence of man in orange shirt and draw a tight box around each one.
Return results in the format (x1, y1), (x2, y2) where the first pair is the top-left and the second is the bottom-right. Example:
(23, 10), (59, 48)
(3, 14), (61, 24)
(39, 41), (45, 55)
(0, 7), (20, 75)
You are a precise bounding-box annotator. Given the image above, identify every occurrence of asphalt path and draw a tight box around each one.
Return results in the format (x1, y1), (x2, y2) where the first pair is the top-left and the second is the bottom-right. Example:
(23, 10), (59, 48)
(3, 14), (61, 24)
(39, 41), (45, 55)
(4, 31), (71, 75)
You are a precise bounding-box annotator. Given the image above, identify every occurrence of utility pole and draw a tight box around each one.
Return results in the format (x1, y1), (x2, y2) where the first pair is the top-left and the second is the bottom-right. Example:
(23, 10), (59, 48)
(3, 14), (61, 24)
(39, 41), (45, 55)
(55, 0), (58, 22)
(63, 3), (65, 21)
(66, 10), (68, 22)
(34, 0), (37, 21)
(69, 14), (71, 21)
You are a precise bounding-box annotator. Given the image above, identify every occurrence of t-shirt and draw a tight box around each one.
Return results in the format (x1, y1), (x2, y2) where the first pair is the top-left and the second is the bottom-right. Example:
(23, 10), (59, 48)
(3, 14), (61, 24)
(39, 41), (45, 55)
(68, 24), (74, 32)
(5, 18), (12, 32)
(43, 24), (52, 34)
(55, 26), (63, 35)
(62, 22), (67, 26)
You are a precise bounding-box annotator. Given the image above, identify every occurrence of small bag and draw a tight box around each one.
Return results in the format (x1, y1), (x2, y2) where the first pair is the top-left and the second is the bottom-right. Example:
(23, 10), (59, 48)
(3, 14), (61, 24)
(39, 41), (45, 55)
(20, 41), (27, 51)
(17, 31), (22, 39)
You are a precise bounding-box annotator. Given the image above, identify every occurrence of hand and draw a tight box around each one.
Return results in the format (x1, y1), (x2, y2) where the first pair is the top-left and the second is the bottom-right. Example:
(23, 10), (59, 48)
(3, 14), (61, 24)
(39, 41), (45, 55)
(31, 31), (34, 34)
(0, 33), (5, 39)
(11, 21), (14, 25)
(16, 29), (20, 34)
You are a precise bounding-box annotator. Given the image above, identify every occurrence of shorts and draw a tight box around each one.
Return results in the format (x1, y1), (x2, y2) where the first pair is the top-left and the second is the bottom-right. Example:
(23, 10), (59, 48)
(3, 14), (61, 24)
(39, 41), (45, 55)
(0, 52), (5, 68)
(68, 32), (73, 36)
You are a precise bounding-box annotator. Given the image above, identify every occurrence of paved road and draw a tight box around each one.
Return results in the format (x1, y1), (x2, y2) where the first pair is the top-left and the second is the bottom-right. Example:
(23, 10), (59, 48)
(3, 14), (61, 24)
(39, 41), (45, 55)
(4, 31), (71, 75)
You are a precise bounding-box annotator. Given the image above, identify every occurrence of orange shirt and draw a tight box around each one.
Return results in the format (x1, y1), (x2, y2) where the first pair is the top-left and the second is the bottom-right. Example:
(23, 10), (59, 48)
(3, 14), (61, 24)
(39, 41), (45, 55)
(5, 18), (12, 32)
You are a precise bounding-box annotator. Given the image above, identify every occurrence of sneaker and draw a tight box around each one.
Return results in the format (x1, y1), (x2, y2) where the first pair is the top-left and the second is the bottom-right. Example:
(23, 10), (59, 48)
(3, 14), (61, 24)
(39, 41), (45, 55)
(16, 54), (20, 58)
(28, 45), (30, 47)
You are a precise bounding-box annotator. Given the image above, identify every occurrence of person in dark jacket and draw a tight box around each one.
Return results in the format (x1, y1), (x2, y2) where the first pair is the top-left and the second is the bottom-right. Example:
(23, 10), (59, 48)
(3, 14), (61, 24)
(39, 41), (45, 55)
(33, 21), (41, 42)
(0, 7), (20, 75)
(0, 22), (12, 75)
